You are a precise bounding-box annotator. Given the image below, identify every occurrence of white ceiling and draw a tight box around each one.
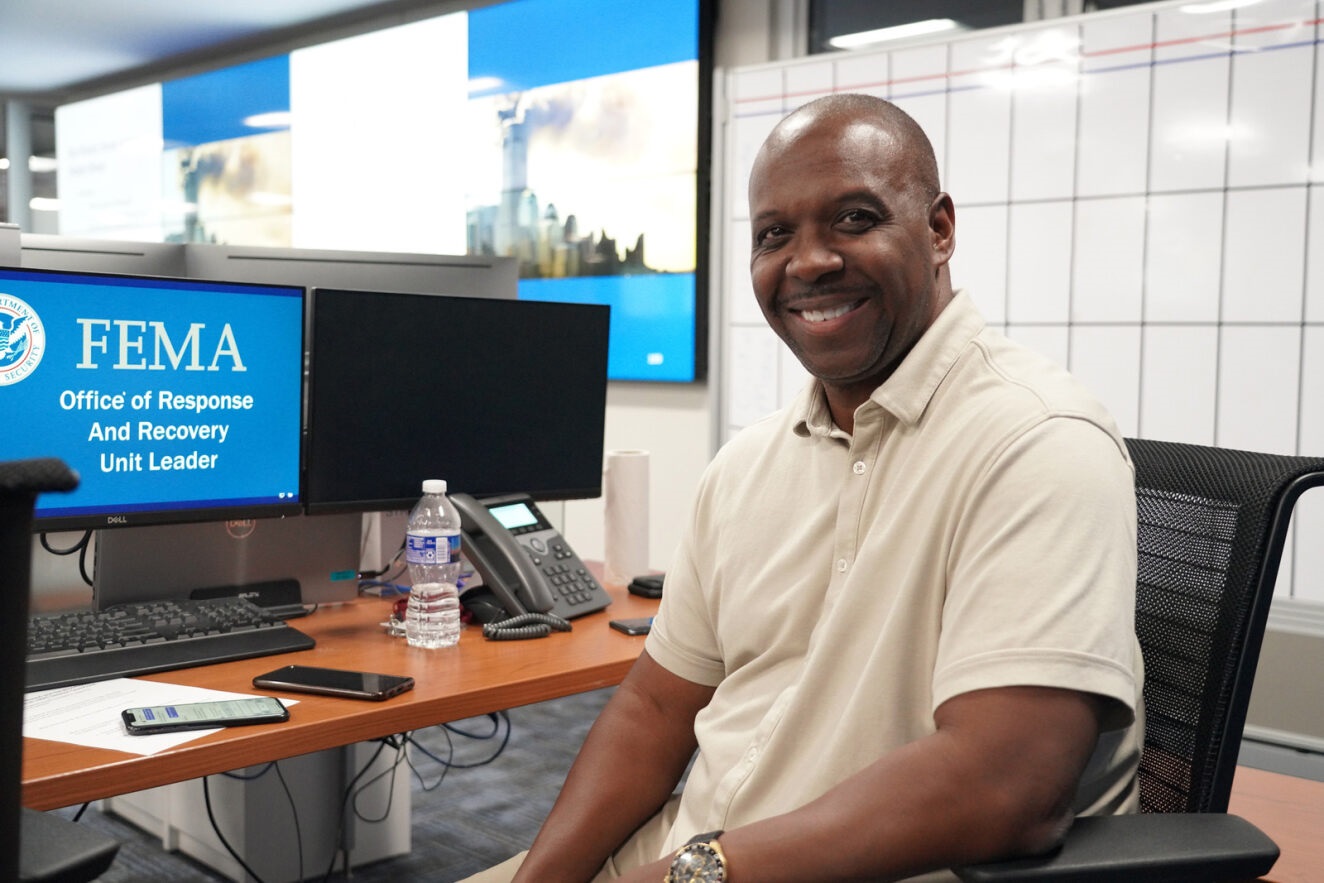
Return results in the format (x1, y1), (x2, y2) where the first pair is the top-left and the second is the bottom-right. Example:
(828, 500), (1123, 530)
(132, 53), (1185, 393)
(0, 0), (459, 164)
(0, 0), (428, 99)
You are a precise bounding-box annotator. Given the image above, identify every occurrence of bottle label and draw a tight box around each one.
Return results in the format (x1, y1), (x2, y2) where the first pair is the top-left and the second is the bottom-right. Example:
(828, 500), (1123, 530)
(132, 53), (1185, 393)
(406, 532), (461, 565)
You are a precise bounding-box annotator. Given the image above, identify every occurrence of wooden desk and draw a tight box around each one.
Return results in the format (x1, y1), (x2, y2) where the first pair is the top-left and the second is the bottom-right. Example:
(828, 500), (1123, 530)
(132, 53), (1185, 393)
(23, 582), (659, 811)
(1230, 765), (1324, 883)
(24, 586), (1324, 882)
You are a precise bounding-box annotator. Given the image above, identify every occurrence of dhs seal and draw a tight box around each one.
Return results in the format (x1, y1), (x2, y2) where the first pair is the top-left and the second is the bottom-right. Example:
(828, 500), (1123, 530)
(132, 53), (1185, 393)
(0, 293), (45, 386)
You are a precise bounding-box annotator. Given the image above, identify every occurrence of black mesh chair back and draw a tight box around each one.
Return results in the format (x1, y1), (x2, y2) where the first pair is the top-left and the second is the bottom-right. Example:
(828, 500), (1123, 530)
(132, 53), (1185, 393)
(2, 458), (119, 882)
(1125, 438), (1324, 815)
(957, 439), (1324, 881)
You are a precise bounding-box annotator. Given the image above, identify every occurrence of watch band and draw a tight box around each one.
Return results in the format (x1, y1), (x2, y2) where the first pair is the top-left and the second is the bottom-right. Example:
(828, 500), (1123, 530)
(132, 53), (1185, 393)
(686, 830), (725, 846)
(666, 830), (727, 882)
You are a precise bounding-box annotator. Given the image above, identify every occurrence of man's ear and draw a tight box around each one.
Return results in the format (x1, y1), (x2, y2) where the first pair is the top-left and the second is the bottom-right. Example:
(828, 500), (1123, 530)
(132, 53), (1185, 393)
(929, 192), (956, 267)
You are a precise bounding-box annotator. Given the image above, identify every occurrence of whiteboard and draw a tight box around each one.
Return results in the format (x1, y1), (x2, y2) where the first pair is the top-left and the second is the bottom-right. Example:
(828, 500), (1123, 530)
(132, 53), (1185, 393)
(717, 0), (1324, 602)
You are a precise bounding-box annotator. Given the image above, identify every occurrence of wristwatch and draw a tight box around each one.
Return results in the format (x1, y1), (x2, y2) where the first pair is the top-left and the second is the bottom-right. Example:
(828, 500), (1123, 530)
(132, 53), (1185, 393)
(665, 830), (727, 882)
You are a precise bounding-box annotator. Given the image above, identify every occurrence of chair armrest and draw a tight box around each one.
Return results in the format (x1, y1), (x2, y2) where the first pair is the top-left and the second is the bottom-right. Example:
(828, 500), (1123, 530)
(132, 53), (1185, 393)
(20, 807), (119, 883)
(953, 813), (1278, 883)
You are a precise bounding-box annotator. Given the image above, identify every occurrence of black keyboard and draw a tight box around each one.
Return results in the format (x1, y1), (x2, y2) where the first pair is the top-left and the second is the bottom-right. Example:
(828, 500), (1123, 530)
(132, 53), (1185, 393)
(26, 596), (315, 692)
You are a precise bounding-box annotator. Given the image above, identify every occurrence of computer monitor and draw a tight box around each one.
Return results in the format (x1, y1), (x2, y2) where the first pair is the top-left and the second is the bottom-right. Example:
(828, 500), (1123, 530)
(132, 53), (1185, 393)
(304, 288), (610, 512)
(1, 266), (305, 530)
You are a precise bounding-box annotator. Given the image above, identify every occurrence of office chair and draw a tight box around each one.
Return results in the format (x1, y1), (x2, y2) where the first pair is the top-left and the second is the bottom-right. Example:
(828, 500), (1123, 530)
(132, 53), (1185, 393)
(955, 438), (1324, 882)
(1, 458), (120, 882)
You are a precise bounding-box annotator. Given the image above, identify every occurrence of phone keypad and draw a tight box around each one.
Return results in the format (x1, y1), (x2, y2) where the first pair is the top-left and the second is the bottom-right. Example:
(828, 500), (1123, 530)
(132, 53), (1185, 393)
(522, 544), (602, 608)
(547, 562), (600, 607)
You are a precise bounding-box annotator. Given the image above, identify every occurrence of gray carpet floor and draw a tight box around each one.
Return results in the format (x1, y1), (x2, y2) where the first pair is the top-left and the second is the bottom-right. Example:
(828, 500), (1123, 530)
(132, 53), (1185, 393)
(54, 686), (614, 882)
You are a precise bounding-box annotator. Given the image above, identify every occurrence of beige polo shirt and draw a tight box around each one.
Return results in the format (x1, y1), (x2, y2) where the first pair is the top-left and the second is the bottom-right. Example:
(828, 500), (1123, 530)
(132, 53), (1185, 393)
(643, 292), (1143, 881)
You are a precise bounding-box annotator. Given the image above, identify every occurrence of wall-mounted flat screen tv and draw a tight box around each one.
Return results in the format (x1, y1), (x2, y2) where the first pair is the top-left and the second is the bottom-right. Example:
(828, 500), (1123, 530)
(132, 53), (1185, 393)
(54, 0), (713, 382)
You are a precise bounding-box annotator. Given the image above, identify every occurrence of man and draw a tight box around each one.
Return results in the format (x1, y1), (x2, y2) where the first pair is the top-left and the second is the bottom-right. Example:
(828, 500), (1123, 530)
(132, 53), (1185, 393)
(469, 93), (1143, 883)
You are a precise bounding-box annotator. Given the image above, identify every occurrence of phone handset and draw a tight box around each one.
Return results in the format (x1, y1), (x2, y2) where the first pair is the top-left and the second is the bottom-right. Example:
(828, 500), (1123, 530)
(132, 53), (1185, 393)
(450, 492), (558, 616)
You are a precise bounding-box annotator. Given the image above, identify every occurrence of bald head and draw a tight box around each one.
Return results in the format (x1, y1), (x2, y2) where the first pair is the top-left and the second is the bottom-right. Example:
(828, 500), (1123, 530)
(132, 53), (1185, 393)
(752, 93), (941, 208)
(744, 92), (956, 423)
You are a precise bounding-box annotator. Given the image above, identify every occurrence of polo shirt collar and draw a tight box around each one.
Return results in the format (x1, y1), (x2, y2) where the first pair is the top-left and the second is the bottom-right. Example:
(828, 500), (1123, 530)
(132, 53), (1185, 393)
(792, 290), (984, 437)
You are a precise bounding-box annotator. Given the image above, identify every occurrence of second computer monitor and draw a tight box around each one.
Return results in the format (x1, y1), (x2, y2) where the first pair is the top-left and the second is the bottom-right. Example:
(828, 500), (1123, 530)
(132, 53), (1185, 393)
(304, 288), (610, 512)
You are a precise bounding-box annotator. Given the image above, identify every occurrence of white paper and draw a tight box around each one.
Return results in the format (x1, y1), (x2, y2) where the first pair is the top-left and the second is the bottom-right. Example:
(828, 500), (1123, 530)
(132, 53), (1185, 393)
(24, 679), (297, 756)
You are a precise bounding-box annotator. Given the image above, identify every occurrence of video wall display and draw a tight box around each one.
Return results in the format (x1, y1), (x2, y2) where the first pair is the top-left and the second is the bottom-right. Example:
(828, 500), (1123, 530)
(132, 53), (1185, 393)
(54, 0), (709, 382)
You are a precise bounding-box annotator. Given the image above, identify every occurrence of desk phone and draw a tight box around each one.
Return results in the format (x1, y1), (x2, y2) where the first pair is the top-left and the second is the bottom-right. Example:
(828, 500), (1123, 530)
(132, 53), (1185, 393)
(452, 492), (612, 621)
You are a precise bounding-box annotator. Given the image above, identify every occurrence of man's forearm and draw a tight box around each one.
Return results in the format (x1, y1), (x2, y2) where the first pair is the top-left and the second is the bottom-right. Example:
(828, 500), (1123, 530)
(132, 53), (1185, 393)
(617, 686), (1103, 883)
(514, 653), (714, 882)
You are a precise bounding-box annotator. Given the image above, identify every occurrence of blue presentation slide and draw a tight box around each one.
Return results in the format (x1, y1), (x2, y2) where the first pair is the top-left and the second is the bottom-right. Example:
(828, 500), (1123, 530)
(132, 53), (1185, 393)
(0, 269), (303, 520)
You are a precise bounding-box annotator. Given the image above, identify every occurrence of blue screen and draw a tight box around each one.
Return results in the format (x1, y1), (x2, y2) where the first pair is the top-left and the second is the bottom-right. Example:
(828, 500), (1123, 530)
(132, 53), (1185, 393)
(0, 267), (304, 529)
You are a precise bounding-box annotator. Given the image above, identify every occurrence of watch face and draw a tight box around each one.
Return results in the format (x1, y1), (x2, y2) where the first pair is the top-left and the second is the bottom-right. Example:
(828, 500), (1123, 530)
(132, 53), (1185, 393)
(670, 842), (725, 882)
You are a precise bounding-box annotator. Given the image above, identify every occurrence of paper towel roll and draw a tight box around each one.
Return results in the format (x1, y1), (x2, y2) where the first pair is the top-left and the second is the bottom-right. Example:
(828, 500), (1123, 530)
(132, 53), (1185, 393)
(604, 449), (650, 585)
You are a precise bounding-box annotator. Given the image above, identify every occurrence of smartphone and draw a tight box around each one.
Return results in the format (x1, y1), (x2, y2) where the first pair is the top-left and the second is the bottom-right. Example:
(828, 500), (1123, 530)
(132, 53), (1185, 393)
(122, 696), (289, 735)
(609, 616), (653, 636)
(252, 665), (415, 701)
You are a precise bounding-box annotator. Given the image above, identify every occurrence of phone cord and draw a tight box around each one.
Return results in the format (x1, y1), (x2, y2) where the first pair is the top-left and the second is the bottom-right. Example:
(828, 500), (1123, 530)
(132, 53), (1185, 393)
(481, 612), (573, 641)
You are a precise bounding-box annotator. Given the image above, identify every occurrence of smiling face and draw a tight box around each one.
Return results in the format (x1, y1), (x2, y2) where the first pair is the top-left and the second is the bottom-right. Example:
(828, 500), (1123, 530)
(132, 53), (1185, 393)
(748, 96), (955, 428)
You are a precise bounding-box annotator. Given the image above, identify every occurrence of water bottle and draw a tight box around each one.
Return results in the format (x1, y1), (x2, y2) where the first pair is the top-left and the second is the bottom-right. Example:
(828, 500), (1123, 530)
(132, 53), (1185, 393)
(405, 479), (463, 648)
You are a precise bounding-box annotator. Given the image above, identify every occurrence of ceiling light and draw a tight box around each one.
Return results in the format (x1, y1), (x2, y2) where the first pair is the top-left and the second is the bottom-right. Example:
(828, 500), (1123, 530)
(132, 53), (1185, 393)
(828, 19), (963, 51)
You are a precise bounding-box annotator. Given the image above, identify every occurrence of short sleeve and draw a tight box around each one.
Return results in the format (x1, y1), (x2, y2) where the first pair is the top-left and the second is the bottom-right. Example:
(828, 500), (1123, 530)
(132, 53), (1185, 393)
(933, 416), (1139, 730)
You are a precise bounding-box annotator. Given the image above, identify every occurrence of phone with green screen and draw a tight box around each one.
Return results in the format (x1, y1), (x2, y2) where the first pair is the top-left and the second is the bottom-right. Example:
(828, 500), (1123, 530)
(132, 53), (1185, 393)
(122, 696), (289, 735)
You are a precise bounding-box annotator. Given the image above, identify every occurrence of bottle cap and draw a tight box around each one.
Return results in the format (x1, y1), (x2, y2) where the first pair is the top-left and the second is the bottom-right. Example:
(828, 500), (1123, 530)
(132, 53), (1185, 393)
(422, 479), (447, 494)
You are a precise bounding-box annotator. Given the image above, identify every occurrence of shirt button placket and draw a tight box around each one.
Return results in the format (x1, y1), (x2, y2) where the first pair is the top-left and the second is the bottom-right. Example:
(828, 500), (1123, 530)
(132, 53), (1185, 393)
(835, 460), (868, 575)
